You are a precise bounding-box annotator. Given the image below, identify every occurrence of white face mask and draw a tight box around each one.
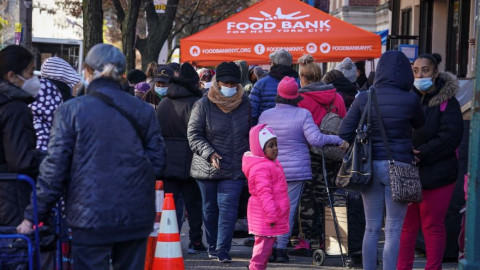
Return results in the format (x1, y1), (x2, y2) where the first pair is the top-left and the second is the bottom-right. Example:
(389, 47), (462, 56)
(155, 86), (168, 96)
(220, 85), (237, 97)
(204, 81), (212, 89)
(17, 75), (41, 97)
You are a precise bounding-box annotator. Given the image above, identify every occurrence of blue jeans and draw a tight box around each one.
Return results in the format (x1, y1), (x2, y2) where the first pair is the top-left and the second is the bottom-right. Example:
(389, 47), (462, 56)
(276, 181), (305, 249)
(196, 179), (244, 253)
(361, 160), (408, 270)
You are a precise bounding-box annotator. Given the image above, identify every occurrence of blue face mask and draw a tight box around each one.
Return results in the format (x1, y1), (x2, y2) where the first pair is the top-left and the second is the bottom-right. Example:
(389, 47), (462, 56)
(220, 86), (237, 97)
(414, 77), (434, 92)
(155, 86), (168, 96)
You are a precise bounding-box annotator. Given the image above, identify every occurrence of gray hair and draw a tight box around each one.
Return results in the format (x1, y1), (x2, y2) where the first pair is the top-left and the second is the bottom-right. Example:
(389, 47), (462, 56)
(93, 63), (123, 82)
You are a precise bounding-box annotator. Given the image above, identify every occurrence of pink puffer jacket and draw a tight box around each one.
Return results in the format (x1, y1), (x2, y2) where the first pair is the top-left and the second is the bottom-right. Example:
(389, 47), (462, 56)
(242, 124), (290, 237)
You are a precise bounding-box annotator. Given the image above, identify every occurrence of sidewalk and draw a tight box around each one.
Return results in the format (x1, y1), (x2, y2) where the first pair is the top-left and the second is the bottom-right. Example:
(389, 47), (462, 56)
(179, 221), (458, 270)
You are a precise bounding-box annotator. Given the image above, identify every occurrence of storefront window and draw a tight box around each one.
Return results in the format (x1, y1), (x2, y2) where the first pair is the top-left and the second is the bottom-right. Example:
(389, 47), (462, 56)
(446, 0), (470, 77)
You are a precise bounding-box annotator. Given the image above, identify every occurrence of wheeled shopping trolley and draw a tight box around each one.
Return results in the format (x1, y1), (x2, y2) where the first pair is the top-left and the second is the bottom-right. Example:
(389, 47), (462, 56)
(0, 174), (41, 270)
(312, 148), (365, 268)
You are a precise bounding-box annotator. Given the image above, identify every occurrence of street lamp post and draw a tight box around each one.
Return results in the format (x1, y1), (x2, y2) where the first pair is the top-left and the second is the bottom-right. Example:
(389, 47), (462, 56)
(459, 8), (480, 270)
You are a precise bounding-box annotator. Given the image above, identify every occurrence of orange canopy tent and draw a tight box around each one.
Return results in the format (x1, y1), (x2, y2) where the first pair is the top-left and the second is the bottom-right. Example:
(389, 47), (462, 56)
(180, 0), (381, 66)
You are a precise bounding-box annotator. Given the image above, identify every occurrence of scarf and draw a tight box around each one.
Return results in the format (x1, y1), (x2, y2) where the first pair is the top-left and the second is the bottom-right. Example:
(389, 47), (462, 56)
(207, 82), (244, 113)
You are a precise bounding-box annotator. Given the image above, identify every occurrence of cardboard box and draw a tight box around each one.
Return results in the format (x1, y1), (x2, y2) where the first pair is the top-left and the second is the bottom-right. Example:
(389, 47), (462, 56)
(325, 206), (348, 255)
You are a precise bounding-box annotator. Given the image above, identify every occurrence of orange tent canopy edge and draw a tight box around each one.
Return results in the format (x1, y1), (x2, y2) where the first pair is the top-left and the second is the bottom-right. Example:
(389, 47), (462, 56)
(181, 0), (381, 66)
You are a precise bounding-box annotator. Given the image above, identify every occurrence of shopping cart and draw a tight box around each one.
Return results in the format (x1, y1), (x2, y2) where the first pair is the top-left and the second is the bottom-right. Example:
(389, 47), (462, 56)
(0, 174), (41, 270)
(312, 148), (364, 268)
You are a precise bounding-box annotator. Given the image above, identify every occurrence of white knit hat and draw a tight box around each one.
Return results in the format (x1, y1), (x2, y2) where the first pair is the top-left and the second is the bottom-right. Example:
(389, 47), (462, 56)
(259, 126), (276, 150)
(335, 57), (357, 83)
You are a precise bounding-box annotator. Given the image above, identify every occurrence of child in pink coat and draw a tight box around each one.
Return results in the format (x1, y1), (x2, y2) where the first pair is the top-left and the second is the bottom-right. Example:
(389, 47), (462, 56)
(242, 124), (290, 270)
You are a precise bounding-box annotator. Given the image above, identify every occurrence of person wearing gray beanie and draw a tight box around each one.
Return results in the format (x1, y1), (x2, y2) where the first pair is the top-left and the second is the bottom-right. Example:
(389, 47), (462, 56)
(18, 43), (167, 269)
(249, 49), (300, 125)
(335, 57), (357, 83)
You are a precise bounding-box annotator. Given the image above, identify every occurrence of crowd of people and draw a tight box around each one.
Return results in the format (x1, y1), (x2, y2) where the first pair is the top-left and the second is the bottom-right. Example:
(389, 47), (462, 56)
(0, 43), (463, 270)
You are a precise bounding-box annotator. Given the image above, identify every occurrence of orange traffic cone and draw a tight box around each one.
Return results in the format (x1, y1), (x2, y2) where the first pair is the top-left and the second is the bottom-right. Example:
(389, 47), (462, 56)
(144, 180), (164, 270)
(152, 193), (185, 270)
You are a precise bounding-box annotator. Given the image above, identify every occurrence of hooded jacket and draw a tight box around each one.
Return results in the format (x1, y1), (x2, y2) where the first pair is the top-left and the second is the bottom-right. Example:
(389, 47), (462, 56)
(0, 80), (41, 226)
(156, 76), (203, 180)
(338, 51), (425, 164)
(29, 78), (64, 151)
(242, 124), (290, 236)
(235, 60), (251, 87)
(249, 65), (299, 124)
(298, 82), (347, 126)
(24, 78), (167, 245)
(330, 76), (357, 109)
(259, 104), (343, 181)
(412, 72), (463, 189)
(187, 85), (251, 181)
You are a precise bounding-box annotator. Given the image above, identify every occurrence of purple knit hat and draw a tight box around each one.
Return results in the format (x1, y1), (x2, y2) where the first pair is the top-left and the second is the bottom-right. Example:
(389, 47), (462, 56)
(135, 82), (151, 93)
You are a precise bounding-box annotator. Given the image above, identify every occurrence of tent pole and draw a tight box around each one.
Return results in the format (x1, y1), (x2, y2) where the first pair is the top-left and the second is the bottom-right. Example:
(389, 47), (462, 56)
(458, 8), (480, 270)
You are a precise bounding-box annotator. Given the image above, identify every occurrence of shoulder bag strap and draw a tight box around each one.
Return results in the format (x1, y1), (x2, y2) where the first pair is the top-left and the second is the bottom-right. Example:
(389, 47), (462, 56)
(372, 89), (393, 162)
(90, 91), (146, 147)
(357, 89), (372, 130)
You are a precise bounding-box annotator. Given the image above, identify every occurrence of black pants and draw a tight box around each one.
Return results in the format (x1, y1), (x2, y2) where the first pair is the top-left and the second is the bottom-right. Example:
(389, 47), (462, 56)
(72, 238), (147, 270)
(163, 179), (203, 244)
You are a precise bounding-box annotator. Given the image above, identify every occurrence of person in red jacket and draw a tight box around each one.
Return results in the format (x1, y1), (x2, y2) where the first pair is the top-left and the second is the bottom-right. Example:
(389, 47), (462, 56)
(298, 54), (346, 124)
(243, 124), (290, 270)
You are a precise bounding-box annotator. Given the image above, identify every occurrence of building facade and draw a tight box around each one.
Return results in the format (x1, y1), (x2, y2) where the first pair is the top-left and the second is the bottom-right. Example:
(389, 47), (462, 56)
(32, 0), (84, 72)
(329, 0), (390, 32)
(392, 0), (477, 78)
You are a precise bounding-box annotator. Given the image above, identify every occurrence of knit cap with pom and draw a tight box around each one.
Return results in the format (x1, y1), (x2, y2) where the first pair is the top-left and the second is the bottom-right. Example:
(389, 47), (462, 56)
(335, 57), (357, 83)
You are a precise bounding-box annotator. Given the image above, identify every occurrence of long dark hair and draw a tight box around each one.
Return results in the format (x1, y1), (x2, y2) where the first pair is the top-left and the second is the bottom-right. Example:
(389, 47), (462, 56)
(275, 95), (303, 106)
(0, 45), (34, 77)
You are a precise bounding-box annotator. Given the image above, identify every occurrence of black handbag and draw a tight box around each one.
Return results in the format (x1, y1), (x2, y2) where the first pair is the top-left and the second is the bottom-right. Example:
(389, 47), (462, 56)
(373, 91), (422, 203)
(335, 89), (373, 191)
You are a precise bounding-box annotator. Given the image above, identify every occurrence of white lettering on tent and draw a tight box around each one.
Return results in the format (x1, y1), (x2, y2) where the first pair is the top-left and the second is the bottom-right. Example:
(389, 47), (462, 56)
(332, 45), (373, 51)
(250, 23), (263, 30)
(293, 21), (305, 29)
(227, 20), (331, 34)
(282, 21), (292, 29)
(201, 48), (252, 54)
(265, 22), (276, 29)
(319, 20), (330, 29)
(266, 46), (304, 52)
(227, 8), (331, 35)
(236, 23), (249, 31)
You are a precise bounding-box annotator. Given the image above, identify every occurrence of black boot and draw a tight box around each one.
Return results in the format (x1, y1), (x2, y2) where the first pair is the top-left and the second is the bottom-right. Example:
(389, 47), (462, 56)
(275, 248), (289, 263)
(268, 247), (276, 262)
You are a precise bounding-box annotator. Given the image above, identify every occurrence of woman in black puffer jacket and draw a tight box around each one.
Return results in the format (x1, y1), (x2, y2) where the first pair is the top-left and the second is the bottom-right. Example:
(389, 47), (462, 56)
(0, 45), (42, 227)
(397, 53), (463, 270)
(156, 63), (206, 253)
(188, 62), (251, 263)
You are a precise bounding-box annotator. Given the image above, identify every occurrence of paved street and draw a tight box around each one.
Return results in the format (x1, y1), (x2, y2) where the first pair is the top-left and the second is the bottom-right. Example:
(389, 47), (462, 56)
(179, 221), (458, 270)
